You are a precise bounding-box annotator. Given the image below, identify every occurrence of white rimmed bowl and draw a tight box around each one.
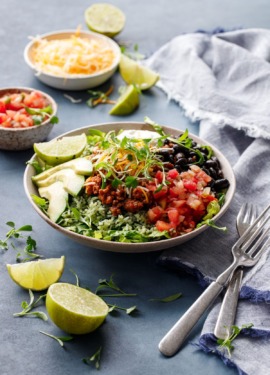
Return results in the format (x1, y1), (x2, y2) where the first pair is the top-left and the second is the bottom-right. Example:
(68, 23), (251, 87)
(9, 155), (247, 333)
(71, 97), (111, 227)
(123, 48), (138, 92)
(24, 29), (121, 91)
(24, 122), (236, 252)
(0, 87), (57, 151)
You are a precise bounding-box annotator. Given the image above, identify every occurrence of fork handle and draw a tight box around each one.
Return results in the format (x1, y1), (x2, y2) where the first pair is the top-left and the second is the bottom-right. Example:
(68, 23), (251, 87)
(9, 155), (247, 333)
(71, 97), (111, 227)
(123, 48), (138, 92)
(159, 281), (224, 357)
(214, 268), (243, 339)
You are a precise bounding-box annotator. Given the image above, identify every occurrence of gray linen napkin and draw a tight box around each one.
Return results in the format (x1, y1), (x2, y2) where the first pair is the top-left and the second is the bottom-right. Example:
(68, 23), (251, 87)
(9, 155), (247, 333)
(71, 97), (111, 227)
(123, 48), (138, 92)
(144, 29), (270, 375)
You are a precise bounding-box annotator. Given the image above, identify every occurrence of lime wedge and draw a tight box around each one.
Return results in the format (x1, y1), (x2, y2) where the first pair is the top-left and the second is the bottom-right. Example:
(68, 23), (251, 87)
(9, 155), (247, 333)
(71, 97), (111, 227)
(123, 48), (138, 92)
(46, 283), (109, 334)
(6, 256), (65, 291)
(109, 84), (139, 116)
(119, 54), (160, 90)
(85, 3), (126, 37)
(34, 134), (87, 166)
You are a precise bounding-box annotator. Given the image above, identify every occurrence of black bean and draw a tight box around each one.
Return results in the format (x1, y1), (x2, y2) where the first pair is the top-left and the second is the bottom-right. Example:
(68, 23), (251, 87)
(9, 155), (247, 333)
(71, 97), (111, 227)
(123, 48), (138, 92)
(175, 157), (188, 168)
(213, 179), (230, 191)
(205, 159), (218, 170)
(157, 149), (172, 162)
(211, 156), (220, 168)
(209, 167), (218, 180)
(175, 165), (184, 172)
(163, 139), (170, 145)
(217, 169), (224, 178)
(189, 156), (199, 164)
(174, 152), (186, 160)
(173, 144), (188, 155)
(202, 167), (210, 175)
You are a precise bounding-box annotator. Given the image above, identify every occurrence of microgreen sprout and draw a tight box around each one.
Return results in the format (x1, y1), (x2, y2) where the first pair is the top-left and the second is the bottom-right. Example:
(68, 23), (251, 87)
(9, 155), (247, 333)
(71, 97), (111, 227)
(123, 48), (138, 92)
(40, 331), (73, 347)
(217, 323), (254, 357)
(149, 292), (182, 303)
(13, 289), (47, 320)
(95, 274), (137, 297)
(0, 221), (42, 262)
(82, 347), (102, 370)
(70, 268), (80, 287)
(107, 304), (137, 315)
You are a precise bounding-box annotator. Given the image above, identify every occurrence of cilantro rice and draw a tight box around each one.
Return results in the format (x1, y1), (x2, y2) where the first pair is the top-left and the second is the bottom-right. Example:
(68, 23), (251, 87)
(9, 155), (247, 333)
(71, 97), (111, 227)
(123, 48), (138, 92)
(58, 195), (169, 242)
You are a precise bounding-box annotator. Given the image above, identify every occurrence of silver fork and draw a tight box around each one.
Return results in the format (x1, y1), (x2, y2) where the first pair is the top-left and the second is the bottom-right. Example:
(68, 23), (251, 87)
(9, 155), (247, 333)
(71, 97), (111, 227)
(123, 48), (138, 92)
(214, 203), (258, 339)
(159, 203), (270, 357)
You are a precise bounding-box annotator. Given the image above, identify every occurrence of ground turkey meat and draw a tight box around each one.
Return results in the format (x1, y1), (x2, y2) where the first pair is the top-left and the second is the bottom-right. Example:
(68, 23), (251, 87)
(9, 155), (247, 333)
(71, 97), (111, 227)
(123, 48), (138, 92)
(84, 174), (152, 216)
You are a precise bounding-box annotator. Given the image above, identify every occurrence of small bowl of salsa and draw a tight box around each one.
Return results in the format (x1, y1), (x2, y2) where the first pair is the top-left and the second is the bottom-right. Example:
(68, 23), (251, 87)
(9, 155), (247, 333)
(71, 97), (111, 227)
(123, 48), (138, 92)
(0, 87), (58, 151)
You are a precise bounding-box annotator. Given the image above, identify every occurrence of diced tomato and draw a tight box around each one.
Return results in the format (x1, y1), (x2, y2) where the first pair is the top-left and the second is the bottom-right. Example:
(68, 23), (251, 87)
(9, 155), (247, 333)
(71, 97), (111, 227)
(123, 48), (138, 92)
(0, 90), (50, 129)
(156, 220), (173, 232)
(0, 101), (6, 113)
(170, 199), (186, 209)
(24, 91), (49, 108)
(155, 170), (164, 184)
(183, 179), (197, 191)
(147, 206), (164, 223)
(167, 208), (180, 225)
(153, 185), (168, 200)
(0, 113), (11, 127)
(203, 195), (217, 202)
(167, 169), (179, 179)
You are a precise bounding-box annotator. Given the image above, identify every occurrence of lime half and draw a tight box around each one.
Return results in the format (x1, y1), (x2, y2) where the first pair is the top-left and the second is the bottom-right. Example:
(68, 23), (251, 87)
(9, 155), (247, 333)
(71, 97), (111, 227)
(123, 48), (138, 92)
(34, 134), (87, 166)
(119, 54), (160, 90)
(46, 283), (109, 334)
(6, 256), (65, 291)
(85, 3), (126, 37)
(109, 85), (139, 116)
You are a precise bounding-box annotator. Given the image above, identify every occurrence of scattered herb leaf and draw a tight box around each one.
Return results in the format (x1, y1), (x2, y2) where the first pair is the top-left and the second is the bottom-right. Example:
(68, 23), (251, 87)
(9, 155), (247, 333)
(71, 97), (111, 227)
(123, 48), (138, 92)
(149, 292), (182, 303)
(83, 347), (102, 370)
(40, 331), (73, 347)
(107, 304), (137, 315)
(96, 274), (137, 297)
(0, 221), (42, 262)
(217, 323), (254, 357)
(13, 289), (47, 320)
(70, 268), (80, 287)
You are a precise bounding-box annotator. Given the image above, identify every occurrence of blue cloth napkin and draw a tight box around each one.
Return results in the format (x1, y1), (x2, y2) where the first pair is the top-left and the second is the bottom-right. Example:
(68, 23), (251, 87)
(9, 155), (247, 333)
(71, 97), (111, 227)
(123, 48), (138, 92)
(144, 29), (270, 375)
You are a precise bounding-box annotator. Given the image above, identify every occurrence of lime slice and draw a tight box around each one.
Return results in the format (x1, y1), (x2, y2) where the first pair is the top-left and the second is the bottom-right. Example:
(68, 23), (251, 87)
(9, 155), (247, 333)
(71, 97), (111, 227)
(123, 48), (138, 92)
(46, 283), (109, 334)
(6, 256), (65, 291)
(34, 134), (87, 166)
(85, 3), (126, 37)
(109, 84), (139, 116)
(119, 54), (160, 90)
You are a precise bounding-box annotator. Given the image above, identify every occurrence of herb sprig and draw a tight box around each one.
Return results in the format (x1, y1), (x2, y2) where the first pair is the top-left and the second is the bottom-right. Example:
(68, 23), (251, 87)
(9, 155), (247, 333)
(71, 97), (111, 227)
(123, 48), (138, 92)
(0, 221), (42, 262)
(13, 289), (47, 320)
(96, 274), (137, 297)
(83, 347), (102, 370)
(40, 331), (73, 347)
(217, 323), (254, 357)
(149, 292), (182, 303)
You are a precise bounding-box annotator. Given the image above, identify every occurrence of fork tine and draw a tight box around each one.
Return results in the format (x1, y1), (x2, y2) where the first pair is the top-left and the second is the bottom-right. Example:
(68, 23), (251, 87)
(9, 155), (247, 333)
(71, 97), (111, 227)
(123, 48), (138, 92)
(234, 203), (270, 247)
(245, 226), (270, 258)
(250, 235), (270, 260)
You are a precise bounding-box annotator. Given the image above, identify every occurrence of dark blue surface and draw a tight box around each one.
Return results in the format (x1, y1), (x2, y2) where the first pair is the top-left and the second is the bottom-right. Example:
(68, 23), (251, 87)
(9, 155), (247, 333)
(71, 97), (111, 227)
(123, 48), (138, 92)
(1, 1), (269, 374)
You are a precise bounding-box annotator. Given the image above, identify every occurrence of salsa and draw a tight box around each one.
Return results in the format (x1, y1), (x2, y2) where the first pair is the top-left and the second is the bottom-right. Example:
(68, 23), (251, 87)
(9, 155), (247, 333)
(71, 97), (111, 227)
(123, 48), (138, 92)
(0, 90), (53, 128)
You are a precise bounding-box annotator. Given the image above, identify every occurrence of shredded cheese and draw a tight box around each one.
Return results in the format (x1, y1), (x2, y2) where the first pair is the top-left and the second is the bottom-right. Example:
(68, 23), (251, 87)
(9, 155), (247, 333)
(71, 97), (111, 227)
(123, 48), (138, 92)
(31, 34), (116, 76)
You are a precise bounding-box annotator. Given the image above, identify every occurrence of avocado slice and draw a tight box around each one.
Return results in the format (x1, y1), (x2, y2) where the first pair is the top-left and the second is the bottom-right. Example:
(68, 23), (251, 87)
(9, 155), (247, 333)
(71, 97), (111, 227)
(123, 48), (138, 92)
(35, 169), (85, 196)
(39, 181), (68, 223)
(32, 158), (93, 185)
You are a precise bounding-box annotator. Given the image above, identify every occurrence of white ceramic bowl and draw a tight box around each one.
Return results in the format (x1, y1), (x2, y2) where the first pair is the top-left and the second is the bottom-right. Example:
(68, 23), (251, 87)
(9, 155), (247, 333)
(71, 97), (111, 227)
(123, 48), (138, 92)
(24, 30), (121, 91)
(0, 87), (57, 151)
(24, 122), (236, 252)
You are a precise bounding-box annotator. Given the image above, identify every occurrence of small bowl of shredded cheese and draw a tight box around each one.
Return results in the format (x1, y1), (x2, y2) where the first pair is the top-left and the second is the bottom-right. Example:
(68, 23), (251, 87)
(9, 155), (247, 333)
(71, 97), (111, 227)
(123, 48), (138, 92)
(24, 29), (121, 91)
